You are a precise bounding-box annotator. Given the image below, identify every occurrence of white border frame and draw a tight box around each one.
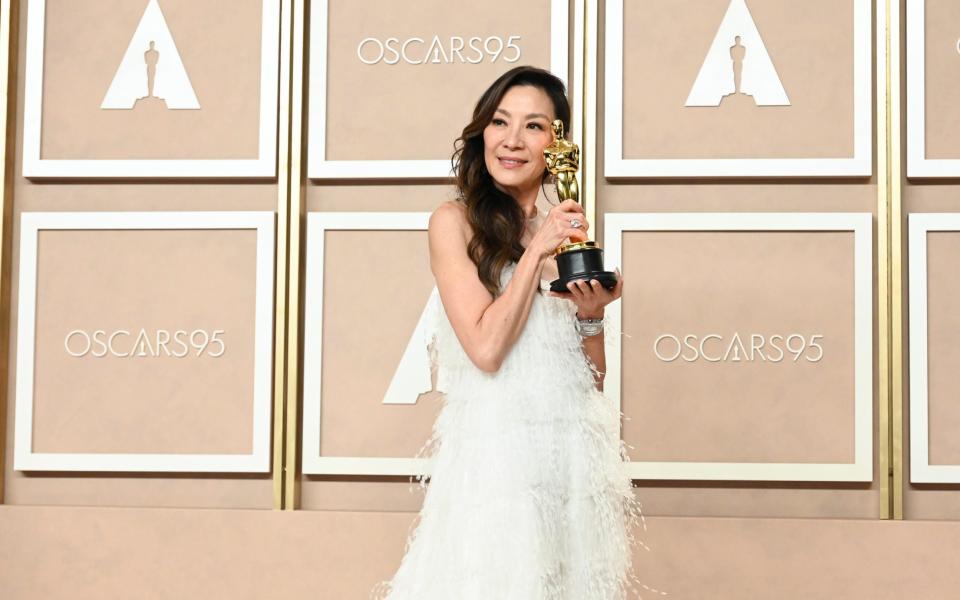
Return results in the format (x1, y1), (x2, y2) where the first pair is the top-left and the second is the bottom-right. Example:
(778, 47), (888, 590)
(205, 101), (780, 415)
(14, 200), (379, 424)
(302, 212), (432, 475)
(906, 0), (960, 177)
(604, 213), (873, 481)
(22, 0), (281, 178)
(604, 0), (874, 177)
(14, 212), (276, 472)
(307, 0), (571, 179)
(908, 214), (960, 482)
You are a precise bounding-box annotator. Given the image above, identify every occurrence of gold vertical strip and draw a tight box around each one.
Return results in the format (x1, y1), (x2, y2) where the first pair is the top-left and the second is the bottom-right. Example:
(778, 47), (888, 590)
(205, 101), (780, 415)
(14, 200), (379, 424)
(272, 0), (294, 510)
(571, 0), (584, 160)
(888, 0), (904, 520)
(0, 0), (20, 505)
(876, 0), (892, 520)
(282, 0), (307, 510)
(582, 0), (597, 233)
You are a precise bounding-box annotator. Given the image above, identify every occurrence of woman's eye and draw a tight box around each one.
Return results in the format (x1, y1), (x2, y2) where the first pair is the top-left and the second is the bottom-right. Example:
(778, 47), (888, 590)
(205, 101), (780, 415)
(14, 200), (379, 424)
(491, 118), (506, 126)
(528, 122), (544, 130)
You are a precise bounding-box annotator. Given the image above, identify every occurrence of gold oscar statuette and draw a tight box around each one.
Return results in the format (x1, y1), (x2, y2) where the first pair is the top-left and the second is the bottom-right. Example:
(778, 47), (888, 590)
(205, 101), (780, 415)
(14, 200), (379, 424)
(543, 120), (616, 292)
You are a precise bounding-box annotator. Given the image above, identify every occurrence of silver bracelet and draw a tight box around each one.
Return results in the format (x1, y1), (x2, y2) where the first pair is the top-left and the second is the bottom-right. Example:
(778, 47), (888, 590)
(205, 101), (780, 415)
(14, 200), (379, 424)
(576, 316), (604, 337)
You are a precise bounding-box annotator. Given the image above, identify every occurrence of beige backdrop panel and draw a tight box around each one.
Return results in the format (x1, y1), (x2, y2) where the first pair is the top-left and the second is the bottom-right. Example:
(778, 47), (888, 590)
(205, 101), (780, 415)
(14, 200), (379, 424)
(317, 230), (441, 459)
(903, 39), (960, 520)
(925, 232), (960, 466)
(6, 508), (960, 599)
(39, 0), (264, 160)
(299, 199), (450, 509)
(922, 0), (960, 160)
(596, 0), (878, 517)
(31, 229), (257, 455)
(621, 231), (855, 464)
(622, 0), (854, 159)
(3, 3), (278, 509)
(324, 0), (553, 161)
(903, 221), (960, 520)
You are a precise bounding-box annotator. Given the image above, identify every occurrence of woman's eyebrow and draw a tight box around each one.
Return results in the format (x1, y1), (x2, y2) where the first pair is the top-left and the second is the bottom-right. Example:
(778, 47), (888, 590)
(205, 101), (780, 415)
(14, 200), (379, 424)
(494, 108), (550, 121)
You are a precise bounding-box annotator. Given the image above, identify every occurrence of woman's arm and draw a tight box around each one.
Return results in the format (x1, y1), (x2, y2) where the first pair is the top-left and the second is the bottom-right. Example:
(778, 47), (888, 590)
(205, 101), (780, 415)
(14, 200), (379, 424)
(581, 320), (606, 390)
(561, 276), (624, 391)
(429, 199), (586, 373)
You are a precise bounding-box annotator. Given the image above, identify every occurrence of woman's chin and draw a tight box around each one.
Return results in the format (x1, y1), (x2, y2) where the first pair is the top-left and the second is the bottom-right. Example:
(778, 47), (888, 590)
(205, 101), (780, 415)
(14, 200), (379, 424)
(491, 173), (538, 196)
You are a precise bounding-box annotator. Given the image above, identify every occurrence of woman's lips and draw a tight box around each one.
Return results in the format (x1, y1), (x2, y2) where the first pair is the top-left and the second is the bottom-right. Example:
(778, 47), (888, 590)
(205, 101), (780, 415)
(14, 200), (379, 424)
(498, 157), (527, 169)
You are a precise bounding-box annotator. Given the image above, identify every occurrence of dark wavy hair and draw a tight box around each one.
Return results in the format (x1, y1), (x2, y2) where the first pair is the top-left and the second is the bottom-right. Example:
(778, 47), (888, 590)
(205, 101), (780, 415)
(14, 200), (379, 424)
(452, 66), (571, 296)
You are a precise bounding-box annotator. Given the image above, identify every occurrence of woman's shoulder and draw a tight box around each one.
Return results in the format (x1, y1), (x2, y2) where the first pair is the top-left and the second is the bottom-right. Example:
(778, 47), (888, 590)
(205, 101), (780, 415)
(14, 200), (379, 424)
(429, 200), (469, 236)
(431, 199), (466, 220)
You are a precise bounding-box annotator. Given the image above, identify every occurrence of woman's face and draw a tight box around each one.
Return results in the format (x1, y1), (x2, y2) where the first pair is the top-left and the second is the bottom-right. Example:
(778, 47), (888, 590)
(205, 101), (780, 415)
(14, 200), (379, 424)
(482, 85), (556, 200)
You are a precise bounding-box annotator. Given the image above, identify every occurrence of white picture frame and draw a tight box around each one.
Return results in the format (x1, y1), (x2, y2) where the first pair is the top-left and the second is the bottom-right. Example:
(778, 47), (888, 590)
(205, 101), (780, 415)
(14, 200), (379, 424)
(604, 0), (874, 178)
(301, 212), (434, 475)
(21, 0), (281, 178)
(908, 214), (960, 483)
(604, 212), (874, 481)
(14, 211), (276, 472)
(307, 0), (572, 179)
(906, 0), (960, 178)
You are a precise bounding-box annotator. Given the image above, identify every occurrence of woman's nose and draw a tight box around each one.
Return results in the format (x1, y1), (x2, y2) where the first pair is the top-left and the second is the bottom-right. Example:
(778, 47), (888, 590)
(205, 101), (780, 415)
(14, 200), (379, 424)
(503, 126), (523, 148)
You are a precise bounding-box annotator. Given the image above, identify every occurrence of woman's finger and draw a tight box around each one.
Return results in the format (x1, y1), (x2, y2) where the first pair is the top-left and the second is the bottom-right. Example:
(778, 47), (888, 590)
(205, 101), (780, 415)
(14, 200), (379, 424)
(557, 199), (583, 213)
(611, 269), (624, 300)
(588, 279), (610, 304)
(574, 279), (592, 297)
(589, 279), (604, 297)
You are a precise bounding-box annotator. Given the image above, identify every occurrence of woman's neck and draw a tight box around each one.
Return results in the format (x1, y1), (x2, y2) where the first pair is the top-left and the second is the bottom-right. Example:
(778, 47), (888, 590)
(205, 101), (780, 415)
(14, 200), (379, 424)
(518, 196), (538, 219)
(512, 187), (540, 219)
(494, 181), (539, 219)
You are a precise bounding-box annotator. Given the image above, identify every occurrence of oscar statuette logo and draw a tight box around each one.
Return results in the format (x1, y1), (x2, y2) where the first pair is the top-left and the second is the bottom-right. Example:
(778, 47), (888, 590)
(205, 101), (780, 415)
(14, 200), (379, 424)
(543, 120), (616, 292)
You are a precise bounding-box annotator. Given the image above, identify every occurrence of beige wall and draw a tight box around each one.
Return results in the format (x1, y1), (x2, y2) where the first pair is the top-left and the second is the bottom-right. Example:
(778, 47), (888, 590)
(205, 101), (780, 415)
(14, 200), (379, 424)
(324, 0), (552, 161)
(622, 0), (854, 160)
(901, 0), (960, 520)
(40, 0), (263, 160)
(598, 0), (880, 518)
(32, 230), (258, 455)
(2, 505), (960, 600)
(0, 0), (951, 537)
(316, 230), (440, 460)
(621, 231), (855, 464)
(2, 0), (276, 509)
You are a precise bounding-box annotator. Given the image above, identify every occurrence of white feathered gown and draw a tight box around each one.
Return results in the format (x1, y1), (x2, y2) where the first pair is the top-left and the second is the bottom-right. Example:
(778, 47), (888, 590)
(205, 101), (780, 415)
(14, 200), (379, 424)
(375, 267), (643, 599)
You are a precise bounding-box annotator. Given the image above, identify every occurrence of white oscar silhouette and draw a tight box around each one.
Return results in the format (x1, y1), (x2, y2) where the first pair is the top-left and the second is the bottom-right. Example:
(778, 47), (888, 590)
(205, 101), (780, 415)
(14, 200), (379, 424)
(685, 0), (789, 107)
(101, 0), (200, 110)
(382, 288), (443, 405)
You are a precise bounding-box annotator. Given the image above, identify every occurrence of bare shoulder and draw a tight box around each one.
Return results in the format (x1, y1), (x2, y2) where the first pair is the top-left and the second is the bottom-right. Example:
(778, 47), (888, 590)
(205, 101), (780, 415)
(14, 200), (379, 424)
(429, 201), (469, 239)
(431, 200), (467, 225)
(429, 201), (485, 302)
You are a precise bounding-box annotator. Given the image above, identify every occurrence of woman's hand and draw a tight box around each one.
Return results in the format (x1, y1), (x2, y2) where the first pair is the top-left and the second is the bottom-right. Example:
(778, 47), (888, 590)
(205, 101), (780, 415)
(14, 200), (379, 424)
(529, 199), (589, 259)
(550, 269), (623, 319)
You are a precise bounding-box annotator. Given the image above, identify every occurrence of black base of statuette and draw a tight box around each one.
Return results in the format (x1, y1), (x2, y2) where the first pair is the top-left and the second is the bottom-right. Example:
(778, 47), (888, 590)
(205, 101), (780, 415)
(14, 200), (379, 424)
(549, 271), (618, 293)
(549, 242), (617, 292)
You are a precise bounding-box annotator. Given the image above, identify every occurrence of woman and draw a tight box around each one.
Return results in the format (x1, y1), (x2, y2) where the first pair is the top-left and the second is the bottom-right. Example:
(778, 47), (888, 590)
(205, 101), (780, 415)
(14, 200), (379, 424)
(376, 66), (643, 600)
